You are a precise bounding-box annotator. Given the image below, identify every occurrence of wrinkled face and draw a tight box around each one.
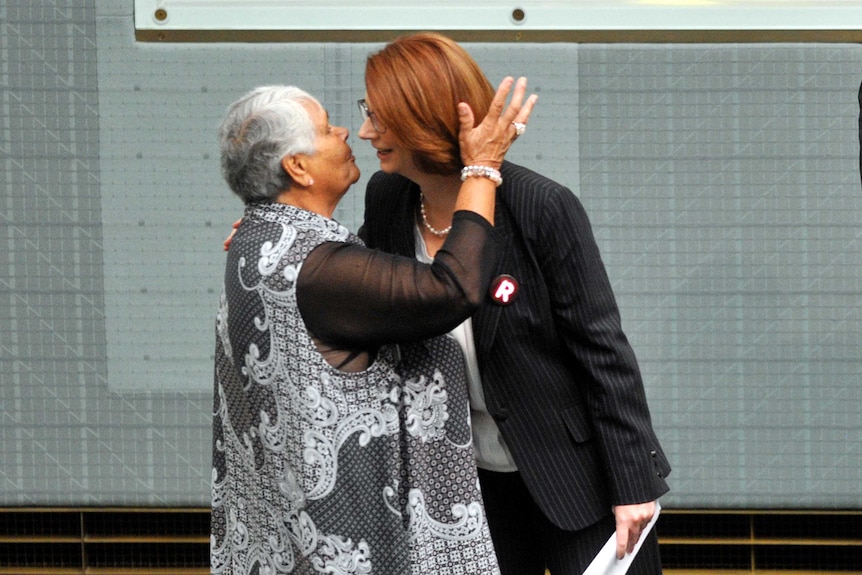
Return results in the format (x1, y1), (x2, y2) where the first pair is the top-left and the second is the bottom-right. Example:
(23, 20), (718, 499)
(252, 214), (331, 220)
(357, 95), (422, 181)
(303, 100), (360, 195)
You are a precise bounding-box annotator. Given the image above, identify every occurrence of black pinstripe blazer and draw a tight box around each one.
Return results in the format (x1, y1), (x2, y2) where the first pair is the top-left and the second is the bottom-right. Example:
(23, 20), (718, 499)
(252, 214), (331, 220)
(359, 161), (671, 531)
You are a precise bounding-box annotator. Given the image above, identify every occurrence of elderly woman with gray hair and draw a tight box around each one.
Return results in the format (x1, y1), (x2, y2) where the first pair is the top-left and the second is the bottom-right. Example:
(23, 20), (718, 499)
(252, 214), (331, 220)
(211, 81), (535, 575)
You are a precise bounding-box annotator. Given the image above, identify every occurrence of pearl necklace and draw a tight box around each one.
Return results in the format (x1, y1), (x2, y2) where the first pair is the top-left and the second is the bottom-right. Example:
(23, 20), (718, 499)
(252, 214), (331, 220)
(419, 193), (452, 237)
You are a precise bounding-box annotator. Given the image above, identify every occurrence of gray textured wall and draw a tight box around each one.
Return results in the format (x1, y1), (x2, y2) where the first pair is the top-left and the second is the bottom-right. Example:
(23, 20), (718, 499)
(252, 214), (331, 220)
(1, 0), (860, 508)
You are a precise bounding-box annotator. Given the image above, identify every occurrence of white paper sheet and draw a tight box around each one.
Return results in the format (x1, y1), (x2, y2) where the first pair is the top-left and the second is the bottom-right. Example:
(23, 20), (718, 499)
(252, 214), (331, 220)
(582, 501), (662, 575)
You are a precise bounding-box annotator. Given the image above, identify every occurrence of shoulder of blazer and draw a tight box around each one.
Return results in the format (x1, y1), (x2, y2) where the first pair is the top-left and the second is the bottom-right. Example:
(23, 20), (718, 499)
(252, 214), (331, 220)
(498, 161), (583, 238)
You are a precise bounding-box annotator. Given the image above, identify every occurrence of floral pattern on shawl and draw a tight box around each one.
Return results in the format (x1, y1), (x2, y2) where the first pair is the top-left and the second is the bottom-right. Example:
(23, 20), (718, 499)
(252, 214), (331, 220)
(211, 202), (499, 575)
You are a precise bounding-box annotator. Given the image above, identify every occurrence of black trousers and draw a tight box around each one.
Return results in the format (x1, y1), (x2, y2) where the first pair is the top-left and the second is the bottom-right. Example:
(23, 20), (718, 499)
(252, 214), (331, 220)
(478, 468), (663, 575)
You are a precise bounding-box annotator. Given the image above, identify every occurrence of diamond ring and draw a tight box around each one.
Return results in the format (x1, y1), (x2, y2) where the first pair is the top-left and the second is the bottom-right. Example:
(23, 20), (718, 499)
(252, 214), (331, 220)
(512, 122), (526, 137)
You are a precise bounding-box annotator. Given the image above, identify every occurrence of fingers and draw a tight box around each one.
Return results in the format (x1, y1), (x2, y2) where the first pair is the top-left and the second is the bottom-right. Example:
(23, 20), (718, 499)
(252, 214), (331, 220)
(628, 525), (642, 554)
(465, 76), (537, 137)
(505, 81), (538, 137)
(223, 219), (242, 251)
(494, 77), (537, 141)
(457, 102), (475, 139)
(511, 91), (538, 128)
(486, 76), (515, 121)
(613, 502), (657, 559)
(489, 77), (533, 118)
(615, 520), (644, 559)
(456, 75), (537, 168)
(615, 525), (629, 560)
(223, 229), (236, 251)
(500, 77), (527, 123)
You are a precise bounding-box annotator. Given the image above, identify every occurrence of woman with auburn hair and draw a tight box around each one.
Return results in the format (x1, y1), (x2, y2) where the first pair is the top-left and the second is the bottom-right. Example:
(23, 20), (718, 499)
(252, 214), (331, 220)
(358, 32), (671, 575)
(363, 33), (494, 175)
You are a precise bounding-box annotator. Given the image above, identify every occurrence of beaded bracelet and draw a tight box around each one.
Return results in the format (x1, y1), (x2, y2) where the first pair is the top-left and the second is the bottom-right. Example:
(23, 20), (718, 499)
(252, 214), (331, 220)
(460, 165), (503, 187)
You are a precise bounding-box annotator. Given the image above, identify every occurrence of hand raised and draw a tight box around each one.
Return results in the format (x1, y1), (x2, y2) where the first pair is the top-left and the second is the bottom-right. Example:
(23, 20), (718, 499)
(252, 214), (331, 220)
(458, 76), (538, 169)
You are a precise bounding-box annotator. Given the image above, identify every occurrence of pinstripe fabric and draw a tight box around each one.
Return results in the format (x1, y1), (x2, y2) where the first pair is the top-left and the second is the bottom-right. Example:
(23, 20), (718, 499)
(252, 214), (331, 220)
(478, 468), (662, 575)
(360, 161), (670, 533)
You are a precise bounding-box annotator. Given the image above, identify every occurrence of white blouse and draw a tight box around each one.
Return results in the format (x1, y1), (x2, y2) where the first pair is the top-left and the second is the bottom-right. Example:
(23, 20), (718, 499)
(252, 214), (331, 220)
(414, 224), (517, 472)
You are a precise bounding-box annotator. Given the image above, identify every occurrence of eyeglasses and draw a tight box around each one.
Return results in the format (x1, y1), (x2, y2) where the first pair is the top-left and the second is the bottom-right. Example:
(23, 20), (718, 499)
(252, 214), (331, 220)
(357, 99), (386, 133)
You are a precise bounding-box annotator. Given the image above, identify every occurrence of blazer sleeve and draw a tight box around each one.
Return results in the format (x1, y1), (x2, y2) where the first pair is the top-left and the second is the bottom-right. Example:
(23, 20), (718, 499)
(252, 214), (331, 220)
(528, 184), (669, 504)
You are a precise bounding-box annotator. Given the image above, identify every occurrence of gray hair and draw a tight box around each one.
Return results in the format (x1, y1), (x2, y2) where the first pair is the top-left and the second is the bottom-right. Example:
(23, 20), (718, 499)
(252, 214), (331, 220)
(218, 85), (319, 204)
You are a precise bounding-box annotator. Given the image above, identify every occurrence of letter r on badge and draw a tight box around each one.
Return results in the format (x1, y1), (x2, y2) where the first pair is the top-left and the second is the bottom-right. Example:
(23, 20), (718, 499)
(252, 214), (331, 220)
(490, 275), (519, 305)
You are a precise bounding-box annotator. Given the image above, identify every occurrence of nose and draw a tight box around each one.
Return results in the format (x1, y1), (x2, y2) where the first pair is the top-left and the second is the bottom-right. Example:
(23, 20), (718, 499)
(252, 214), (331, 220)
(335, 125), (349, 140)
(358, 116), (374, 139)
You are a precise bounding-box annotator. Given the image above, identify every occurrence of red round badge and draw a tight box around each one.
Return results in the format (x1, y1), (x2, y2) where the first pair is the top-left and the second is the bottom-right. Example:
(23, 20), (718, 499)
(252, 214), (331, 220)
(490, 275), (519, 305)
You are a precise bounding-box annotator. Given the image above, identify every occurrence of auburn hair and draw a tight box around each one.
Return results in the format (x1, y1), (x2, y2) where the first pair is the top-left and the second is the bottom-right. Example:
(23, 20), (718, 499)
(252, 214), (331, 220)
(364, 32), (495, 175)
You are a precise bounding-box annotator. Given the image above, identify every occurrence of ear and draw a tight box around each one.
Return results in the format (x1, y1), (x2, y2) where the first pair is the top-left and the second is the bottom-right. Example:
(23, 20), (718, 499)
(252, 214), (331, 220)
(281, 154), (313, 187)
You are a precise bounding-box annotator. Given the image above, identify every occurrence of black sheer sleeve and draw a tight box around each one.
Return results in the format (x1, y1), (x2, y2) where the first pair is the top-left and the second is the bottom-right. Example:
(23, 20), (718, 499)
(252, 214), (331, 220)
(297, 210), (498, 348)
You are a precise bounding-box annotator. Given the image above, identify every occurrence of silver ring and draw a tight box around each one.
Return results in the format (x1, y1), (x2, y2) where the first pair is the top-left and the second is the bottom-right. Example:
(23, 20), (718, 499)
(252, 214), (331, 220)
(512, 122), (526, 137)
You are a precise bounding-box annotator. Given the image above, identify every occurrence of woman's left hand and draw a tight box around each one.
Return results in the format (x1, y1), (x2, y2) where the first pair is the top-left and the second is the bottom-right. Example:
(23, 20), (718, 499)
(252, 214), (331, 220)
(613, 501), (657, 559)
(458, 76), (538, 169)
